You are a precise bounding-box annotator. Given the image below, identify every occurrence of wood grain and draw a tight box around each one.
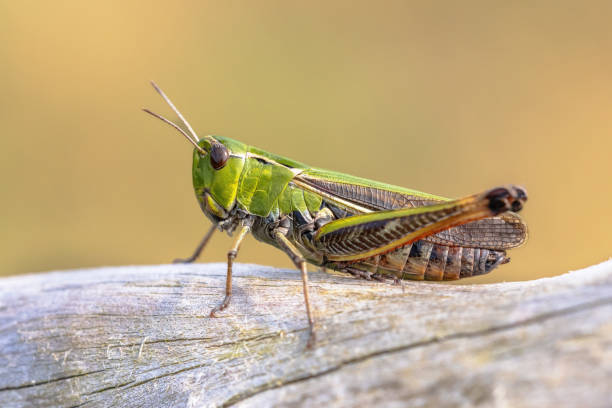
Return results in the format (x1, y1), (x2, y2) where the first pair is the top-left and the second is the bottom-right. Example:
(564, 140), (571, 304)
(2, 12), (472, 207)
(1, 260), (611, 407)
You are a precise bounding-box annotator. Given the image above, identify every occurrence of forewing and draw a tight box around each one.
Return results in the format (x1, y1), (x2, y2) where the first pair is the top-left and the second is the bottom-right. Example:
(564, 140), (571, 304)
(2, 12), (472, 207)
(294, 169), (527, 250)
(314, 191), (502, 262)
(295, 168), (446, 212)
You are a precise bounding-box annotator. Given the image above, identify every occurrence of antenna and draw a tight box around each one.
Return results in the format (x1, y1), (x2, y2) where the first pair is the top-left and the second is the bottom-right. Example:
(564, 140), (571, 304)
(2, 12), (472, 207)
(142, 108), (206, 155)
(149, 81), (200, 143)
(144, 82), (219, 152)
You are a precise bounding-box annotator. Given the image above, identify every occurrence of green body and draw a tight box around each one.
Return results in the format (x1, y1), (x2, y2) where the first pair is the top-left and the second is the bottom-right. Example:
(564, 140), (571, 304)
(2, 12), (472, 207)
(191, 135), (527, 281)
(194, 136), (444, 218)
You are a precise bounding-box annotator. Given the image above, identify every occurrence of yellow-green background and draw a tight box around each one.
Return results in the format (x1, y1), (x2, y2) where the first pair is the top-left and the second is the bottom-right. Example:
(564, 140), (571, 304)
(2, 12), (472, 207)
(1, 1), (611, 282)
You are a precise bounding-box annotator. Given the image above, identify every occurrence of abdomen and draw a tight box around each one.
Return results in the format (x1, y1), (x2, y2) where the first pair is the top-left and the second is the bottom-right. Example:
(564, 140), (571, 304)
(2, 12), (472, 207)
(329, 241), (508, 281)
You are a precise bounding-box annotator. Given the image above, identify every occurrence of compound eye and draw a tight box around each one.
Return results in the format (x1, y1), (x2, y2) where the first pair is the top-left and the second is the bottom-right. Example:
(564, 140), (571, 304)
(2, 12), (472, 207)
(210, 142), (229, 170)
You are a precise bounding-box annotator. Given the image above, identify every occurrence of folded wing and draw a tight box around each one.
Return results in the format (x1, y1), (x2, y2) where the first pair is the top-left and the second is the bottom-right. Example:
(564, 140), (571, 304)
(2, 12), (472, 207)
(294, 169), (528, 251)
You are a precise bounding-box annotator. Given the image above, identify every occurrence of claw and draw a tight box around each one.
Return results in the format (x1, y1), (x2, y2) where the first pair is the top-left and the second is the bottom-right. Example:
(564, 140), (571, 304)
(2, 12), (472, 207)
(210, 295), (232, 318)
(305, 330), (317, 349)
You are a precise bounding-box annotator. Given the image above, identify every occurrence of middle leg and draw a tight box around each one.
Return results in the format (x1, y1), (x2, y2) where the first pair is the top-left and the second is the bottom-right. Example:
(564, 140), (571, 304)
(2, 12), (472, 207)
(273, 229), (317, 348)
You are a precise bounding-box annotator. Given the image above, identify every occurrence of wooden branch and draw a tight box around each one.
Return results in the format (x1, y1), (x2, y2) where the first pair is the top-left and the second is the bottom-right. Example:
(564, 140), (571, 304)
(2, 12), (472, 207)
(1, 260), (611, 407)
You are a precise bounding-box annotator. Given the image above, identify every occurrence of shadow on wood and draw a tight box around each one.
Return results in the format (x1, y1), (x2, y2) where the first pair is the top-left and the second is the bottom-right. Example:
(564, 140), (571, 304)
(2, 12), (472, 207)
(1, 260), (611, 407)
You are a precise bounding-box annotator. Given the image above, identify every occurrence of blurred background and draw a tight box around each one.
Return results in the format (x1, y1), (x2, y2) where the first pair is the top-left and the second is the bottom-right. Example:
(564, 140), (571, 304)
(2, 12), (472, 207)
(1, 1), (611, 282)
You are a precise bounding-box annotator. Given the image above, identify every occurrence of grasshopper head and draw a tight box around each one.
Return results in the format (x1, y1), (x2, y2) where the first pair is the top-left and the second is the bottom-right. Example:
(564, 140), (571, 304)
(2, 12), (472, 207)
(191, 136), (246, 222)
(143, 82), (244, 222)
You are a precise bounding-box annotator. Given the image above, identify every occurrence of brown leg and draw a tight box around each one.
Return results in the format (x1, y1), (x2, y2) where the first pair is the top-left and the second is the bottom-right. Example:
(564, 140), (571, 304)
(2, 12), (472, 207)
(210, 224), (251, 317)
(173, 223), (217, 263)
(273, 230), (317, 348)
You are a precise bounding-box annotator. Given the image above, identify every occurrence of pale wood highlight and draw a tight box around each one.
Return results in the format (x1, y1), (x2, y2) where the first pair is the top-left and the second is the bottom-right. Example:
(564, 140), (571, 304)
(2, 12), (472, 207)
(1, 260), (611, 407)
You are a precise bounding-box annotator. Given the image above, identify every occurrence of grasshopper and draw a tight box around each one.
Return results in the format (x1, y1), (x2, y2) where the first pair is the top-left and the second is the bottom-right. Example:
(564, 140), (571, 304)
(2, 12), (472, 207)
(144, 82), (528, 347)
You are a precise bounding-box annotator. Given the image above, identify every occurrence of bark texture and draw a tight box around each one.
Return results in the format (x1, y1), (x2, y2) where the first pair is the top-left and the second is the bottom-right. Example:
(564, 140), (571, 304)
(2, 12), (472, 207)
(1, 260), (611, 407)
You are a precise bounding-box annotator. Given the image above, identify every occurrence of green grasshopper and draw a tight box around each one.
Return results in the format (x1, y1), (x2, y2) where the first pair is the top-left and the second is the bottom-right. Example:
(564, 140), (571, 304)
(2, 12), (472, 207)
(144, 82), (528, 347)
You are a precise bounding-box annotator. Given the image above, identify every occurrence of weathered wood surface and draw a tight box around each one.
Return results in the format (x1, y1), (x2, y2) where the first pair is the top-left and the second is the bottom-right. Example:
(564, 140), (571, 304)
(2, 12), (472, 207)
(0, 260), (611, 408)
